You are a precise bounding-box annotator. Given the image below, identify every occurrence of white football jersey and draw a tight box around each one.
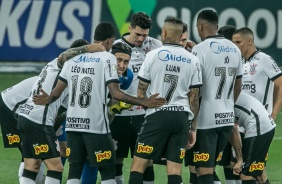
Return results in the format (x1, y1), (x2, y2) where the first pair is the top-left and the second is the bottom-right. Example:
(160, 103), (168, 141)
(18, 59), (68, 126)
(192, 36), (243, 129)
(235, 92), (276, 138)
(242, 51), (282, 114)
(138, 43), (202, 117)
(1, 76), (38, 114)
(59, 52), (119, 134)
(114, 34), (162, 116)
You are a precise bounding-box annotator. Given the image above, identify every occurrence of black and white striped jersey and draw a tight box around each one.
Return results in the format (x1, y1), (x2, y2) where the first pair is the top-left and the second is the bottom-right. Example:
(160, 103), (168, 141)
(138, 43), (202, 117)
(242, 51), (282, 114)
(59, 52), (119, 134)
(192, 36), (243, 129)
(114, 34), (162, 116)
(18, 58), (68, 126)
(235, 92), (276, 138)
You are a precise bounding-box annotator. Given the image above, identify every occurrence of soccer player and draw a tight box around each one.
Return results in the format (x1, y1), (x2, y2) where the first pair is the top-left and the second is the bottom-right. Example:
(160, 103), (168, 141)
(180, 23), (196, 53)
(232, 27), (282, 183)
(110, 11), (162, 184)
(16, 39), (90, 184)
(32, 22), (165, 184)
(128, 16), (202, 184)
(217, 25), (243, 184)
(191, 9), (242, 184)
(231, 92), (276, 184)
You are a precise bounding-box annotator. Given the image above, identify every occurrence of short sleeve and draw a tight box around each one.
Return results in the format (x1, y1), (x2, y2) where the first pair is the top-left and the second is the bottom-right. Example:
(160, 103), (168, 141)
(137, 53), (152, 83)
(105, 54), (119, 85)
(262, 56), (282, 81)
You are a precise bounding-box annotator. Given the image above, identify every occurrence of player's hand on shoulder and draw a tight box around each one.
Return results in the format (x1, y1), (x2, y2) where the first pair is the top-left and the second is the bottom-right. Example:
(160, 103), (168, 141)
(143, 93), (166, 108)
(186, 40), (196, 52)
(87, 42), (106, 52)
(32, 88), (50, 105)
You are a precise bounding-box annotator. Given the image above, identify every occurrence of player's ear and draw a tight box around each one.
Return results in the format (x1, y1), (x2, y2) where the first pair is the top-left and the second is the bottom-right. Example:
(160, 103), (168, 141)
(128, 25), (132, 32)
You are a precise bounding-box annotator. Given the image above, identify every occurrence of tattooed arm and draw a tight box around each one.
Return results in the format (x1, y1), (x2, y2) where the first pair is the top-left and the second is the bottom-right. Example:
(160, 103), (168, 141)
(57, 43), (106, 68)
(186, 88), (200, 149)
(137, 80), (150, 99)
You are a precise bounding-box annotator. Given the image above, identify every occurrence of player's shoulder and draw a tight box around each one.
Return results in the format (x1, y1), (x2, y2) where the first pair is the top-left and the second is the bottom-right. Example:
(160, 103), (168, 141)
(144, 36), (162, 47)
(255, 51), (272, 61)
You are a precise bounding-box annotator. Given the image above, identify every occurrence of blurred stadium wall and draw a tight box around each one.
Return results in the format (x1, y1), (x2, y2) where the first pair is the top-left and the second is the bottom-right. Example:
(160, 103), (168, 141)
(0, 0), (281, 72)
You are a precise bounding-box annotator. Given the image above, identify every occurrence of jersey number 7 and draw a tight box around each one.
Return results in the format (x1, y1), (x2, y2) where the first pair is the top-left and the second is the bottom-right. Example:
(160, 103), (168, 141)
(215, 67), (237, 99)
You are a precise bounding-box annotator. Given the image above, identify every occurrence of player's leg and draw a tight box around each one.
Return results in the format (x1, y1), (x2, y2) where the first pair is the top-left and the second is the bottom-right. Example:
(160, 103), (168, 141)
(110, 116), (132, 184)
(165, 111), (189, 184)
(240, 129), (274, 184)
(84, 133), (116, 183)
(66, 132), (86, 183)
(81, 160), (98, 184)
(184, 147), (198, 184)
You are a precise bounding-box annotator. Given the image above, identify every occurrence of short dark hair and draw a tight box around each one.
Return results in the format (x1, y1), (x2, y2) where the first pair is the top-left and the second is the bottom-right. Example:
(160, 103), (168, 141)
(130, 12), (152, 29)
(234, 27), (254, 36)
(218, 25), (237, 41)
(94, 22), (116, 41)
(182, 23), (188, 33)
(70, 39), (89, 48)
(165, 16), (183, 26)
(197, 9), (218, 25)
(111, 42), (132, 57)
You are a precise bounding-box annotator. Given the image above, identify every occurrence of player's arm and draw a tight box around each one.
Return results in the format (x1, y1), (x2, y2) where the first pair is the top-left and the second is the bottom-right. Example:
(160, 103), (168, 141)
(272, 76), (282, 120)
(57, 43), (106, 67)
(108, 82), (165, 108)
(33, 80), (67, 105)
(187, 88), (200, 149)
(234, 77), (242, 103)
(137, 80), (149, 99)
(229, 124), (243, 175)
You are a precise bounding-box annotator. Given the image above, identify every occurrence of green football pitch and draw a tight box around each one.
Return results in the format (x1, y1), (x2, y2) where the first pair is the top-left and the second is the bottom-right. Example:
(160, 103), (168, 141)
(0, 73), (281, 183)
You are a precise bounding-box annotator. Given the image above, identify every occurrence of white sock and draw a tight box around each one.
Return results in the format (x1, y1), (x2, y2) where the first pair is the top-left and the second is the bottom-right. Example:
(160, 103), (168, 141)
(214, 181), (221, 184)
(235, 180), (242, 184)
(67, 179), (80, 184)
(35, 163), (45, 184)
(115, 175), (124, 184)
(19, 162), (25, 182)
(20, 176), (35, 184)
(101, 179), (116, 184)
(45, 176), (60, 184)
(225, 180), (236, 184)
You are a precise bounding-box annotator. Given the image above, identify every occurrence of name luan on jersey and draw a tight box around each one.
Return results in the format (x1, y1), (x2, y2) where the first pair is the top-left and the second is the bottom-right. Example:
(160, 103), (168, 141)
(113, 33), (163, 116)
(242, 50), (282, 114)
(138, 43), (202, 118)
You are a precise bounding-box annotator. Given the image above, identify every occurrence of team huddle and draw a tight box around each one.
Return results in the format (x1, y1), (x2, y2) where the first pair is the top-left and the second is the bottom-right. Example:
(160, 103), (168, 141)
(0, 9), (281, 184)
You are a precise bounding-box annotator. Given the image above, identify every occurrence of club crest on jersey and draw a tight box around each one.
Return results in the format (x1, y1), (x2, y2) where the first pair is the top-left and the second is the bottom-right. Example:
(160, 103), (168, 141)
(249, 63), (257, 75)
(33, 144), (49, 155)
(7, 134), (20, 145)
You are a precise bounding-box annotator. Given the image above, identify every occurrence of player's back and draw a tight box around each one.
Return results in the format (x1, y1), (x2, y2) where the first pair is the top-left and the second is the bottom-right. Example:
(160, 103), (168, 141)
(138, 43), (202, 117)
(60, 51), (119, 134)
(235, 92), (276, 138)
(192, 36), (242, 129)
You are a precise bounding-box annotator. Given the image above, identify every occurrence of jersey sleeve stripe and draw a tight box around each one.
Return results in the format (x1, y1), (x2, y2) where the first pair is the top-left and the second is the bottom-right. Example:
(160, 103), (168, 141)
(270, 72), (282, 81)
(189, 84), (202, 89)
(58, 76), (68, 84)
(105, 79), (119, 86)
(137, 76), (151, 83)
(235, 104), (251, 115)
(236, 74), (242, 79)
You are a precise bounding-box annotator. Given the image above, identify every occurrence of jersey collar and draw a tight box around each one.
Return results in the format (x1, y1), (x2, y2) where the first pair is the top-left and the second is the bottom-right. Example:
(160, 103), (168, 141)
(163, 43), (184, 47)
(121, 33), (136, 48)
(246, 50), (261, 62)
(204, 35), (225, 40)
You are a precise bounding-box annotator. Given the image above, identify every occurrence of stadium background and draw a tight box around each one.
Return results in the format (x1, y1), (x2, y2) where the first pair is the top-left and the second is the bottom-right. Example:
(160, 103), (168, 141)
(0, 0), (281, 183)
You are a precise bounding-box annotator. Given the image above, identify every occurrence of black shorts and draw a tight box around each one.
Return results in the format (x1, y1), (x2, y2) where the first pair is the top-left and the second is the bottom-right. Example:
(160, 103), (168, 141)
(134, 111), (189, 164)
(192, 126), (233, 168)
(67, 131), (115, 167)
(110, 115), (144, 158)
(241, 129), (275, 177)
(18, 116), (60, 159)
(184, 147), (195, 167)
(0, 96), (21, 148)
(218, 132), (245, 166)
